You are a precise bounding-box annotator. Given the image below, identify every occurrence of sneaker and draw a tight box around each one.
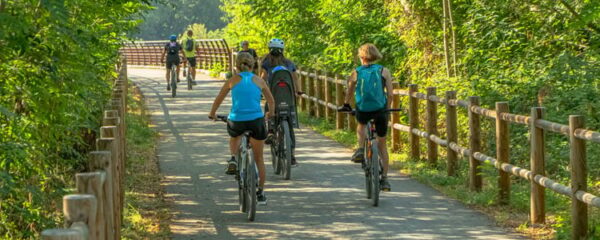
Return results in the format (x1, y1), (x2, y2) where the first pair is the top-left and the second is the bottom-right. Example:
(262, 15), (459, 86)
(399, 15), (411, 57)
(225, 157), (237, 175)
(177, 78), (181, 83)
(265, 132), (274, 145)
(291, 156), (298, 167)
(167, 85), (171, 91)
(351, 148), (365, 163)
(257, 189), (267, 205)
(380, 177), (391, 192)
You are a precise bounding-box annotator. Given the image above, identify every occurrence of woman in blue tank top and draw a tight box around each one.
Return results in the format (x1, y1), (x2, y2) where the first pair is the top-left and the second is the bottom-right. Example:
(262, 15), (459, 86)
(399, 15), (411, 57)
(209, 52), (275, 204)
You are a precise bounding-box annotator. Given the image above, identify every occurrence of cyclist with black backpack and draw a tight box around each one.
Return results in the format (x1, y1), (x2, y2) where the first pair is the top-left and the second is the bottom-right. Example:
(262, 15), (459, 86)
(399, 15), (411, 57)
(339, 43), (394, 191)
(261, 38), (302, 167)
(181, 30), (199, 83)
(161, 35), (184, 90)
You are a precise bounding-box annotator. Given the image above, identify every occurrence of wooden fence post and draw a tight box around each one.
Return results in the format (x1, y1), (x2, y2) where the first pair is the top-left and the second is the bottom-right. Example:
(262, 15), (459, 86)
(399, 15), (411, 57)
(408, 84), (420, 160)
(391, 82), (401, 152)
(445, 91), (458, 176)
(76, 172), (105, 240)
(307, 68), (315, 117)
(530, 107), (545, 224)
(41, 229), (84, 240)
(426, 87), (438, 165)
(496, 102), (510, 205)
(325, 74), (333, 121)
(63, 194), (97, 240)
(569, 115), (587, 239)
(468, 96), (482, 191)
(96, 126), (121, 240)
(315, 69), (323, 118)
(299, 67), (306, 112)
(89, 151), (115, 240)
(335, 74), (344, 130)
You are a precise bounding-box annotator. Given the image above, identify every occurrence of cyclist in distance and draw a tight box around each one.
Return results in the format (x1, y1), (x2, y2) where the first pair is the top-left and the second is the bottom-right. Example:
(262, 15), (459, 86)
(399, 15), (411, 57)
(260, 38), (302, 166)
(340, 43), (394, 191)
(161, 34), (184, 90)
(181, 30), (200, 84)
(209, 52), (275, 204)
(239, 40), (258, 73)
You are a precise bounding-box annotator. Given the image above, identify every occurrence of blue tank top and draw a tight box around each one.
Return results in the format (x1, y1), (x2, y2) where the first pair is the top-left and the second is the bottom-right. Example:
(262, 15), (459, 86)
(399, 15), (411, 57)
(229, 72), (263, 121)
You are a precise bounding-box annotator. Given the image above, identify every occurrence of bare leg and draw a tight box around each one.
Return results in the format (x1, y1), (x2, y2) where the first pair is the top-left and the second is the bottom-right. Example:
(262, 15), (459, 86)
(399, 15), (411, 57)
(191, 66), (196, 80)
(166, 68), (171, 85)
(377, 136), (389, 176)
(229, 136), (242, 156)
(356, 123), (366, 147)
(176, 65), (181, 81)
(249, 137), (266, 188)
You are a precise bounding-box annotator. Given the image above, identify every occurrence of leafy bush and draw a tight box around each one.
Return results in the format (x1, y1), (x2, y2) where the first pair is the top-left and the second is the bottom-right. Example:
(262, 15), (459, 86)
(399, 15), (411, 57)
(0, 0), (151, 238)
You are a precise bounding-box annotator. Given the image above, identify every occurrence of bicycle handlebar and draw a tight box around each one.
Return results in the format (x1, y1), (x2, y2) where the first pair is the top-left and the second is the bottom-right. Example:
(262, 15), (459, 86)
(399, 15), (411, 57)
(209, 115), (228, 122)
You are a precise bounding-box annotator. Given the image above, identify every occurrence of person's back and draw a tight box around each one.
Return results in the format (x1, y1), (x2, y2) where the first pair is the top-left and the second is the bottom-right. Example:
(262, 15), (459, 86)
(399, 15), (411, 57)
(162, 35), (183, 90)
(181, 30), (198, 81)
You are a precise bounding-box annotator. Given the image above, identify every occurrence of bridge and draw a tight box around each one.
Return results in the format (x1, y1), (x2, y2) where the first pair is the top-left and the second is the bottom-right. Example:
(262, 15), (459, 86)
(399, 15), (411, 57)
(41, 40), (599, 239)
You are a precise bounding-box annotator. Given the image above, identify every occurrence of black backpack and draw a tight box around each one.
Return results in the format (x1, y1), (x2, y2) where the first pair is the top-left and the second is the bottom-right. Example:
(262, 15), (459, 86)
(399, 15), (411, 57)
(167, 42), (179, 55)
(185, 38), (194, 52)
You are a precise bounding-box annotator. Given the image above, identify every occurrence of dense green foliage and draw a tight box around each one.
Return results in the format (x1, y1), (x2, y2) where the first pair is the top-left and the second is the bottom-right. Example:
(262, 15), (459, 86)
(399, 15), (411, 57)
(133, 0), (226, 40)
(0, 0), (151, 238)
(222, 0), (600, 236)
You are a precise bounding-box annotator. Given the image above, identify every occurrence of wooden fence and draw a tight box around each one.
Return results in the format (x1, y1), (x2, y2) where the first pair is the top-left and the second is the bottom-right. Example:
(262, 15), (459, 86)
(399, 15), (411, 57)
(40, 58), (129, 240)
(120, 39), (232, 71)
(294, 66), (600, 239)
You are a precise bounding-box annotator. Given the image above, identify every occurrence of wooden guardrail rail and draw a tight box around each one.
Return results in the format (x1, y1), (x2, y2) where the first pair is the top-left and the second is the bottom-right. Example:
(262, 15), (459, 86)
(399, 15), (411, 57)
(293, 66), (599, 239)
(120, 39), (232, 72)
(40, 58), (129, 240)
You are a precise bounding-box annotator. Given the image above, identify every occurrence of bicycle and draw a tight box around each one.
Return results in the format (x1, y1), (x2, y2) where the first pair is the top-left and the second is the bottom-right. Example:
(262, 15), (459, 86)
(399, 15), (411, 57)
(170, 63), (177, 97)
(339, 108), (401, 206)
(270, 101), (293, 180)
(210, 115), (258, 221)
(185, 63), (193, 90)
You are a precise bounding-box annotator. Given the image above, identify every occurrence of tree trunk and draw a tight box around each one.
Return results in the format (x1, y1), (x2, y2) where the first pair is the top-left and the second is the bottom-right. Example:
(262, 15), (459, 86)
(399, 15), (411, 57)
(442, 0), (452, 78)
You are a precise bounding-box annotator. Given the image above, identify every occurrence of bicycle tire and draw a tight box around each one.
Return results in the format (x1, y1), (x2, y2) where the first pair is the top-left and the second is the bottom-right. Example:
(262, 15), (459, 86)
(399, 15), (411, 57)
(282, 122), (292, 180)
(171, 66), (177, 97)
(365, 145), (372, 199)
(271, 138), (280, 174)
(187, 70), (192, 90)
(247, 150), (257, 221)
(237, 150), (247, 213)
(371, 141), (380, 207)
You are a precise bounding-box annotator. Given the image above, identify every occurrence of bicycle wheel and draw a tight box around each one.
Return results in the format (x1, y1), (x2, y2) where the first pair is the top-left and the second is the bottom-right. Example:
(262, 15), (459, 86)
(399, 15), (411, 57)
(271, 137), (280, 174)
(237, 151), (247, 213)
(282, 122), (292, 180)
(171, 66), (177, 97)
(246, 151), (257, 221)
(371, 141), (380, 207)
(187, 71), (192, 90)
(364, 145), (372, 199)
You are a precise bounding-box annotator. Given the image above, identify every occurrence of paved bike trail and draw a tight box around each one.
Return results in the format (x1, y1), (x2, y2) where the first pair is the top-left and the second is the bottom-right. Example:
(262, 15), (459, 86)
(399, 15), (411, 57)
(129, 68), (523, 240)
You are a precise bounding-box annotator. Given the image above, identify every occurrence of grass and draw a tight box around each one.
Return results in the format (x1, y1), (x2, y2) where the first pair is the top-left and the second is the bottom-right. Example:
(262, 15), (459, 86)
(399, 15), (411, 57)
(121, 83), (171, 239)
(298, 111), (600, 240)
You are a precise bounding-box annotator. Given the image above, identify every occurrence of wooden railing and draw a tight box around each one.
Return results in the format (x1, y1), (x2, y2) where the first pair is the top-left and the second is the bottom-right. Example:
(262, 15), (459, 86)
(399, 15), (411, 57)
(119, 39), (232, 71)
(295, 66), (600, 239)
(40, 58), (129, 240)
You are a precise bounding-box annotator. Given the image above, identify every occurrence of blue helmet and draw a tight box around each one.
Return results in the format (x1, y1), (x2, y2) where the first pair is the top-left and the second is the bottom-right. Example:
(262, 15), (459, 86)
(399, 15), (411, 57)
(169, 35), (177, 41)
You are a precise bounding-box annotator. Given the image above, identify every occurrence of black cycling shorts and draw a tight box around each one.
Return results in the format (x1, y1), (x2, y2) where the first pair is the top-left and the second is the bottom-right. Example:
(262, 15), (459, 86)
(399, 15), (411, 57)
(187, 57), (197, 68)
(166, 56), (180, 69)
(227, 117), (267, 140)
(356, 109), (388, 137)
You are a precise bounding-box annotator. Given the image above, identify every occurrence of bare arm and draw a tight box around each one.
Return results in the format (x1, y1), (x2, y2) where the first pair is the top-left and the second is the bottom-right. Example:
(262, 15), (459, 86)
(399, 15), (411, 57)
(161, 48), (166, 62)
(260, 69), (268, 81)
(344, 70), (357, 104)
(209, 77), (233, 119)
(383, 68), (394, 109)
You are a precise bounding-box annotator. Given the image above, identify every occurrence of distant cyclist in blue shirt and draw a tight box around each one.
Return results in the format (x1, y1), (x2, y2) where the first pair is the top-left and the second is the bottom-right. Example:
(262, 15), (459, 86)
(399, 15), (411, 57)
(209, 52), (275, 205)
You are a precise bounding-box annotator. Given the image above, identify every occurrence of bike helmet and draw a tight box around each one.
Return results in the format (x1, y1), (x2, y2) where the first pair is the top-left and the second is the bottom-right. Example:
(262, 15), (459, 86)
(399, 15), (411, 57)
(268, 38), (284, 49)
(169, 35), (177, 41)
